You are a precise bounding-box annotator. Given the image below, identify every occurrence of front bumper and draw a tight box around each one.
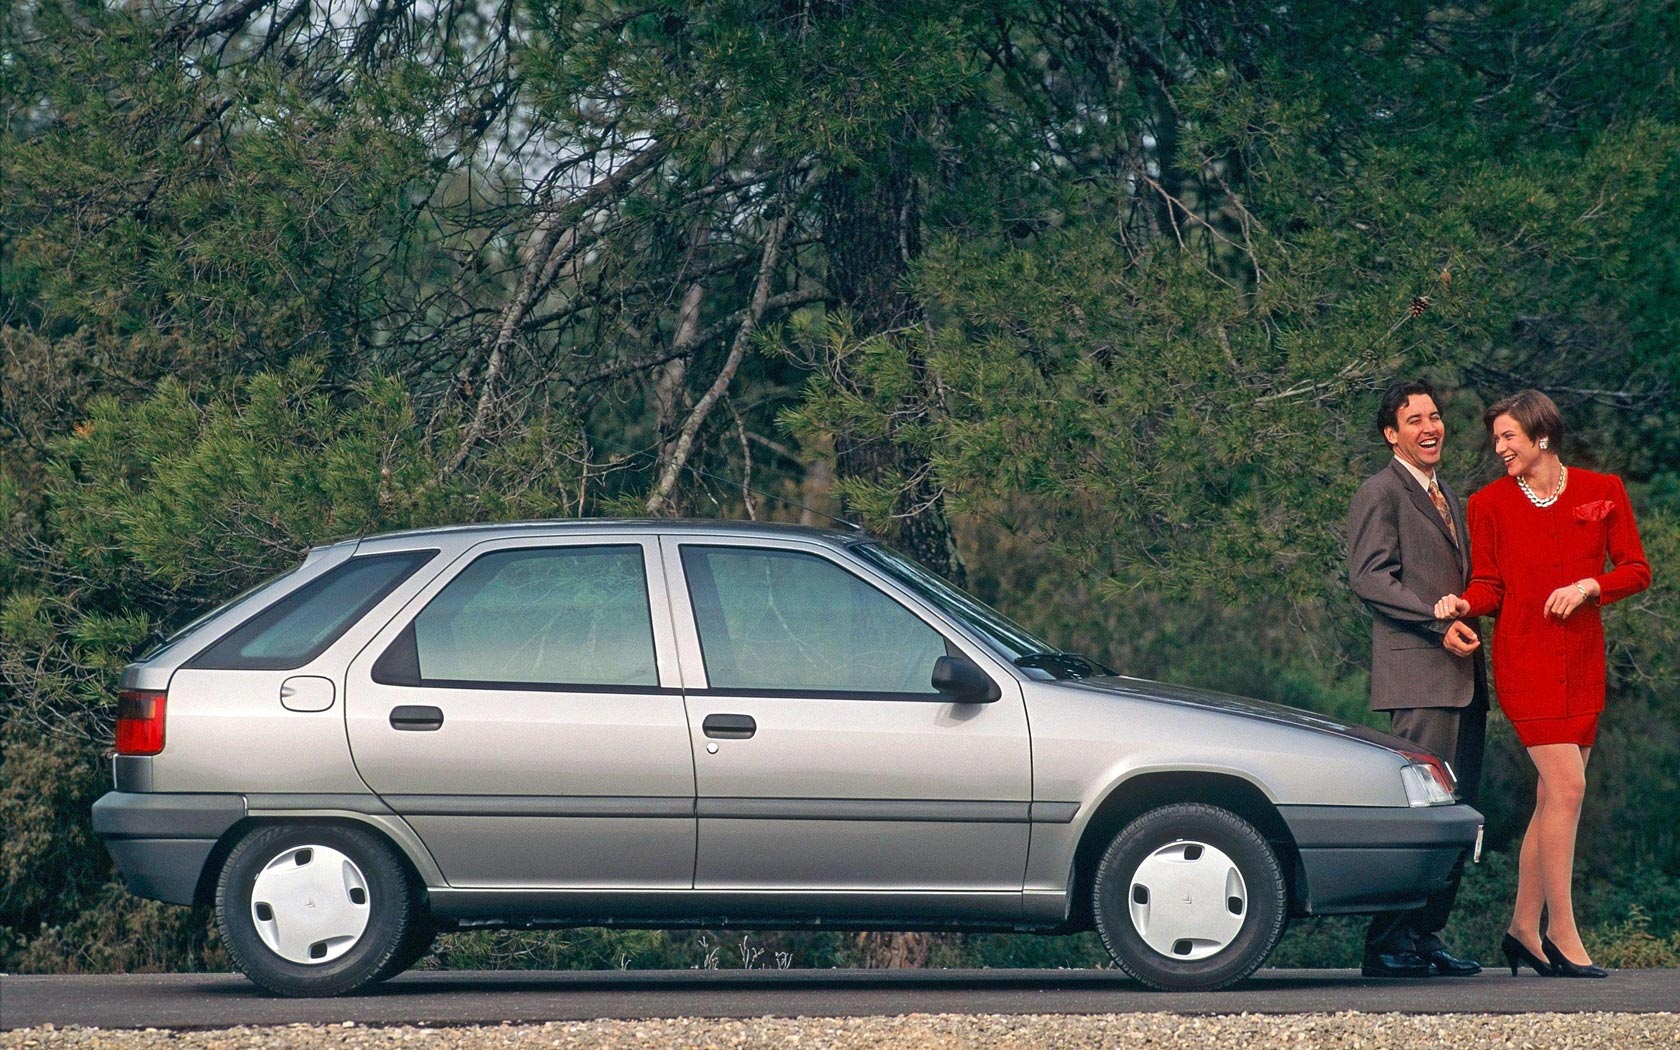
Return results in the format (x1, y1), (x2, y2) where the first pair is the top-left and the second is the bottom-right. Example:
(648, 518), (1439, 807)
(92, 791), (247, 905)
(1279, 802), (1484, 916)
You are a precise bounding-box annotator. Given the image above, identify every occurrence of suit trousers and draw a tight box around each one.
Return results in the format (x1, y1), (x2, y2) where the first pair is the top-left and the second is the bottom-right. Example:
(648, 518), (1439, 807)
(1365, 701), (1487, 952)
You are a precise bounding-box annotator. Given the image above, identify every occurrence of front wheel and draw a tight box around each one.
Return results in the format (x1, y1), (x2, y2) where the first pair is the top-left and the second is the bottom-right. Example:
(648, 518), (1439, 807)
(1092, 803), (1287, 991)
(216, 823), (419, 997)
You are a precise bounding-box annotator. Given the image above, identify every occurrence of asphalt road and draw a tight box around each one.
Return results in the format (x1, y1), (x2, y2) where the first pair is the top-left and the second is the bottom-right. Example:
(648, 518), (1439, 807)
(4, 968), (1678, 1030)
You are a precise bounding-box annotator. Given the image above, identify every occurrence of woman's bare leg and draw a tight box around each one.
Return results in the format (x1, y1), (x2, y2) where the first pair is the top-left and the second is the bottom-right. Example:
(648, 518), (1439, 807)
(1526, 743), (1592, 962)
(1508, 777), (1547, 954)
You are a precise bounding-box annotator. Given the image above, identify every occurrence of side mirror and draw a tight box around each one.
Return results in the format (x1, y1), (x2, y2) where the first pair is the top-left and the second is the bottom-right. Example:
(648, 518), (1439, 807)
(932, 655), (1001, 704)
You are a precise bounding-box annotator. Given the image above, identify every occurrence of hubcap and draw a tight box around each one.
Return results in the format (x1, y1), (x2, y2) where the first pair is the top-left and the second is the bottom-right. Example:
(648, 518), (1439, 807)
(1125, 839), (1247, 961)
(249, 845), (371, 965)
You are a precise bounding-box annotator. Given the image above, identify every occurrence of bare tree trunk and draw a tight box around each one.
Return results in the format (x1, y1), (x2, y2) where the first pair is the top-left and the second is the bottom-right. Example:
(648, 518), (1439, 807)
(798, 446), (836, 526)
(853, 930), (932, 969)
(821, 136), (965, 585)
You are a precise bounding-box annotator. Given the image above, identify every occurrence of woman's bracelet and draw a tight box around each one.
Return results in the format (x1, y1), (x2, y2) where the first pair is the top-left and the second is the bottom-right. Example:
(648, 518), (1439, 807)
(1575, 580), (1591, 602)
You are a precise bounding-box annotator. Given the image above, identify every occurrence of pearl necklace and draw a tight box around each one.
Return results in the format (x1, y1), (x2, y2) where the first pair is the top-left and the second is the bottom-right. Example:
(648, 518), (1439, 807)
(1517, 464), (1567, 508)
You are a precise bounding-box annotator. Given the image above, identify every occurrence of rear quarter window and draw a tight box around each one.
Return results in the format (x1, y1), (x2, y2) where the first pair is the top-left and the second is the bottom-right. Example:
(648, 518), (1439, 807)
(139, 566), (300, 662)
(187, 550), (436, 670)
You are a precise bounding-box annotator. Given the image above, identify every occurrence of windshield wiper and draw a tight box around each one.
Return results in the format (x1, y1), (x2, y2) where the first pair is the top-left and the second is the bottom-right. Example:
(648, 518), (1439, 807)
(1013, 652), (1113, 679)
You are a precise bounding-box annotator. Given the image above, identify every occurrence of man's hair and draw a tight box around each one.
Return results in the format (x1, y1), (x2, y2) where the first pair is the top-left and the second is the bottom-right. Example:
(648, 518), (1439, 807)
(1375, 379), (1439, 445)
(1483, 389), (1564, 452)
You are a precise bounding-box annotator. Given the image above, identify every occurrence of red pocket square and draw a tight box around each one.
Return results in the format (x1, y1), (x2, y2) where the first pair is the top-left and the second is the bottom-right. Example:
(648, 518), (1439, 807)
(1575, 499), (1615, 522)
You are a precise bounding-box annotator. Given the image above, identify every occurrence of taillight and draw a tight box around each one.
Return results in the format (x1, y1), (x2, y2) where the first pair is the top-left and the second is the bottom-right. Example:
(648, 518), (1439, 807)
(1399, 748), (1457, 806)
(115, 690), (167, 755)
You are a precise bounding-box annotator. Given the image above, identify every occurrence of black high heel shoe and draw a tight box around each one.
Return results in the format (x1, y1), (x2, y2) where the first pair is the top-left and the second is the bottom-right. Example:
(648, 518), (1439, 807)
(1500, 933), (1554, 976)
(1541, 936), (1609, 978)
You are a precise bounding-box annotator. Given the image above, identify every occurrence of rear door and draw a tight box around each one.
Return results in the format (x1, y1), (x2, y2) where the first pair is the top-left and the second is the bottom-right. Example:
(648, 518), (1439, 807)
(344, 536), (696, 889)
(667, 538), (1031, 911)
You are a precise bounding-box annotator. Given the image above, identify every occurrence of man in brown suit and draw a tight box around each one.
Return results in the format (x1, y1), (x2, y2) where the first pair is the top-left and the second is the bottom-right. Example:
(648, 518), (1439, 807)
(1348, 378), (1487, 978)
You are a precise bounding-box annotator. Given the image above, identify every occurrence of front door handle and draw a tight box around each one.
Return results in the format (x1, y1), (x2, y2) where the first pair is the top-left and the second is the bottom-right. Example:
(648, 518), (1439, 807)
(390, 705), (444, 731)
(702, 713), (756, 739)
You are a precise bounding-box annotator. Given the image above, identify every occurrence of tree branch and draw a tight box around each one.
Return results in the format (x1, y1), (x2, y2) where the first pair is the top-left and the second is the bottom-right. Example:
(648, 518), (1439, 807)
(566, 289), (828, 388)
(645, 205), (793, 515)
(174, 0), (279, 44)
(442, 144), (666, 476)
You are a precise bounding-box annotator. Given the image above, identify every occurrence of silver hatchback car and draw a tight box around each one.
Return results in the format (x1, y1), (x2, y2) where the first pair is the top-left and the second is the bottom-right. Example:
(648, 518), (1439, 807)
(94, 520), (1481, 996)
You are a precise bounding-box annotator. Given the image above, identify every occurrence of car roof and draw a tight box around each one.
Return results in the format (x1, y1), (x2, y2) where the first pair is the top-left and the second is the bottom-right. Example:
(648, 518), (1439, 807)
(348, 518), (868, 554)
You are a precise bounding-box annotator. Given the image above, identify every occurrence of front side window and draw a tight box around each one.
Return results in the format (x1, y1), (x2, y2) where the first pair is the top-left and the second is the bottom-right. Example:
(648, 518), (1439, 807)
(850, 542), (1110, 679)
(681, 546), (947, 695)
(851, 542), (1050, 659)
(403, 545), (657, 688)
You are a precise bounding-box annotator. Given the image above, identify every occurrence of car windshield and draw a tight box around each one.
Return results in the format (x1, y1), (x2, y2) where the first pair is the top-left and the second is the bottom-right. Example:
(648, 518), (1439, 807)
(852, 543), (1110, 680)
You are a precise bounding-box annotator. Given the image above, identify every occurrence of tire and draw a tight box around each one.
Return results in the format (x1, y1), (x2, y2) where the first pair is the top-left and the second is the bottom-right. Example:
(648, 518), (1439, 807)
(1092, 803), (1287, 991)
(371, 921), (438, 984)
(216, 823), (419, 997)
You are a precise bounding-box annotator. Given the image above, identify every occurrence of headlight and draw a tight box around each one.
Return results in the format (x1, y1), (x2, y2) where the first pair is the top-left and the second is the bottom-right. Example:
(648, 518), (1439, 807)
(1399, 754), (1457, 807)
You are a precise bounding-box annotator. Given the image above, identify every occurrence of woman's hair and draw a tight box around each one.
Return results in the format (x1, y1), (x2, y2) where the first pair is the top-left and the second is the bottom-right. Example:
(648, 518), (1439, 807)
(1483, 389), (1564, 451)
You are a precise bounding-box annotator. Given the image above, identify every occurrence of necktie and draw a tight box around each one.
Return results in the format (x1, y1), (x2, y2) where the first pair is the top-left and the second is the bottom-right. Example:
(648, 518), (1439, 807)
(1428, 479), (1457, 544)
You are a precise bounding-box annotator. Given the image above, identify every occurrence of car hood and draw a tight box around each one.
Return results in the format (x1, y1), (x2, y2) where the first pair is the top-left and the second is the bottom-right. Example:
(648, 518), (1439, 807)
(1055, 674), (1419, 755)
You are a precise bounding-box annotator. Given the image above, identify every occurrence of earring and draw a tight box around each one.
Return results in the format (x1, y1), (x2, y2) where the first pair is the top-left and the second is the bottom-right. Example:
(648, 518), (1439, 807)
(1539, 438), (1550, 450)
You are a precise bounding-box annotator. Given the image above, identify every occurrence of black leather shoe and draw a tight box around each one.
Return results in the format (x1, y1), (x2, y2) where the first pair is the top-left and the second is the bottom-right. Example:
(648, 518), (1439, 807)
(1501, 933), (1553, 976)
(1542, 936), (1609, 978)
(1361, 949), (1432, 978)
(1418, 945), (1481, 977)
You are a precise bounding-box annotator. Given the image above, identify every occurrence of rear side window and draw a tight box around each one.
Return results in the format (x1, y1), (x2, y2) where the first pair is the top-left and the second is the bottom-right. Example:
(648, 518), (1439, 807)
(189, 551), (436, 670)
(379, 545), (658, 689)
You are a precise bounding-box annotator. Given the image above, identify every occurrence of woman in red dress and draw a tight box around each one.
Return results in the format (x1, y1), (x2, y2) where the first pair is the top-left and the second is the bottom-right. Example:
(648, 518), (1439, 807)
(1435, 390), (1650, 978)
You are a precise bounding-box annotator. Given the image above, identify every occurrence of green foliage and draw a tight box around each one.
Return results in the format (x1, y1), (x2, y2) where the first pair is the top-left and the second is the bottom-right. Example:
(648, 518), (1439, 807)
(927, 931), (1108, 970)
(1, 0), (1676, 974)
(1591, 906), (1680, 969)
(524, 1), (984, 164)
(0, 363), (581, 970)
(789, 113), (1679, 602)
(3, 4), (447, 375)
(0, 733), (106, 937)
(426, 928), (864, 972)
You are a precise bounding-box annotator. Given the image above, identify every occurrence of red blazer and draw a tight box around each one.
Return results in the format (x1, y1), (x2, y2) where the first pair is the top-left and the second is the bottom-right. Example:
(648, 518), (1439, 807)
(1461, 468), (1651, 723)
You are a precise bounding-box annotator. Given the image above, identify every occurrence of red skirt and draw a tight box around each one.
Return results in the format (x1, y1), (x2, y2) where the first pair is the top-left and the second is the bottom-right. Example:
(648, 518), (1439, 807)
(1508, 711), (1600, 748)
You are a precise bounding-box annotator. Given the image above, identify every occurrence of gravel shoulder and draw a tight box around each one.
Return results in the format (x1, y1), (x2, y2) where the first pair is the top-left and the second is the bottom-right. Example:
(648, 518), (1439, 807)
(7, 1014), (1680, 1049)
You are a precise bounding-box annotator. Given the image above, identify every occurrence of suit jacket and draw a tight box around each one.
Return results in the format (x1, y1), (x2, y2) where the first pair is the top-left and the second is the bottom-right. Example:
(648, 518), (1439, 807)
(1347, 458), (1481, 712)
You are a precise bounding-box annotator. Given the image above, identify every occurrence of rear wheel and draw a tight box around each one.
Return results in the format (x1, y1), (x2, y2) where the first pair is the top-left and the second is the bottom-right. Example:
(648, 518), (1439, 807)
(216, 823), (419, 997)
(1092, 803), (1287, 991)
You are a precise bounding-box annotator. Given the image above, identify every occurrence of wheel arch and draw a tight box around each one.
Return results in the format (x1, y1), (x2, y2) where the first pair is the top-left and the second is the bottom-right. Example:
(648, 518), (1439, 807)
(194, 813), (438, 910)
(1065, 771), (1300, 929)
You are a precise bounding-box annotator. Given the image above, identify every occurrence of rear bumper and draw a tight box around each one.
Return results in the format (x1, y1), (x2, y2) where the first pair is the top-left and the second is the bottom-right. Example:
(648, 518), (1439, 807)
(92, 791), (247, 905)
(1279, 803), (1483, 916)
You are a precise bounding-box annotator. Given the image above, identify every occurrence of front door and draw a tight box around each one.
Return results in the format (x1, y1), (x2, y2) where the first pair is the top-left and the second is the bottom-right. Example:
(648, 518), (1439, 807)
(667, 539), (1031, 913)
(345, 537), (695, 889)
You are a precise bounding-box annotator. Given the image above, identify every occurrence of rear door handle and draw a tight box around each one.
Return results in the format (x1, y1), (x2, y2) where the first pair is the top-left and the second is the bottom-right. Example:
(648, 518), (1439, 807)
(702, 713), (756, 739)
(390, 705), (444, 731)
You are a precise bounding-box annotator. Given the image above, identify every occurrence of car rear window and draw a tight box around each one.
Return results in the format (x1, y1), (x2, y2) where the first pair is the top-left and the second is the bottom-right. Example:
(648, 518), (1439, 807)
(187, 551), (436, 670)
